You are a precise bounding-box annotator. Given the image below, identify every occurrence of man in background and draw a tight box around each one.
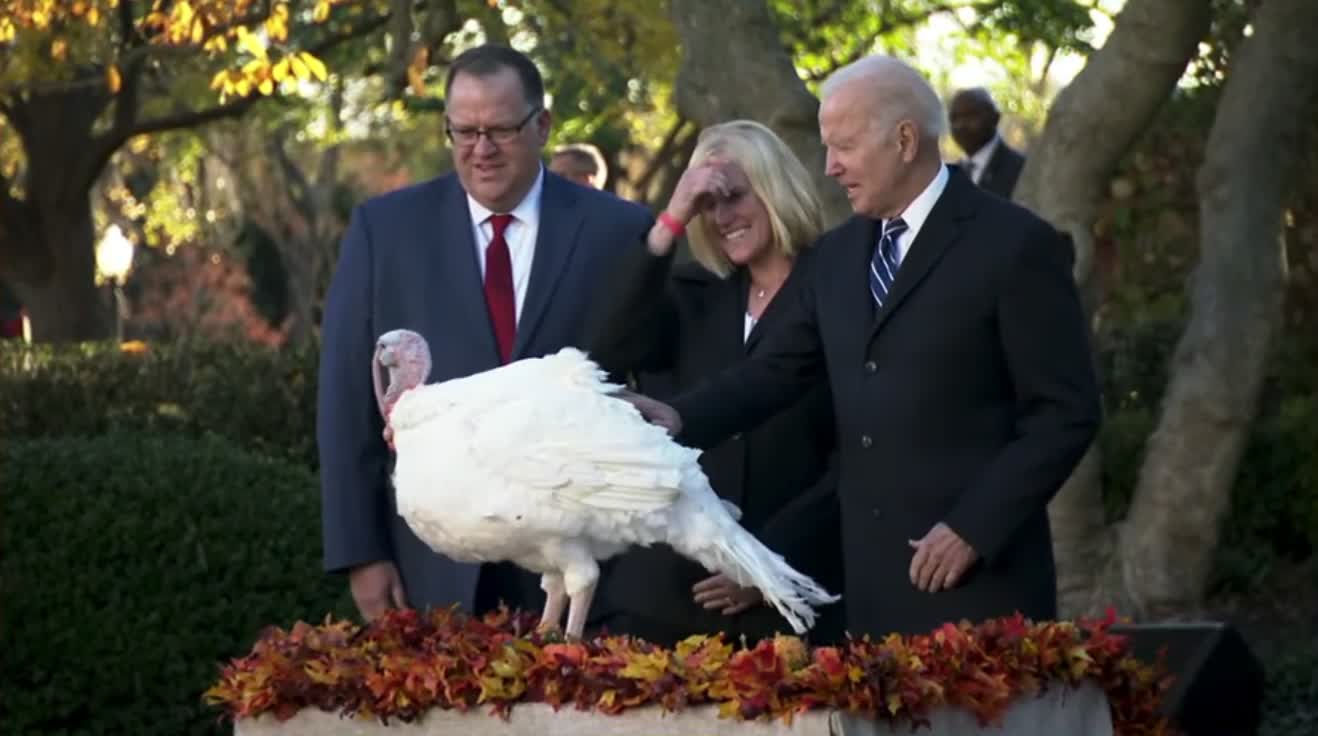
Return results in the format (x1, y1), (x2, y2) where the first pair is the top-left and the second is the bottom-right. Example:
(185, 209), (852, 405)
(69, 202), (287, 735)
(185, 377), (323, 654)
(947, 87), (1025, 199)
(549, 142), (608, 189)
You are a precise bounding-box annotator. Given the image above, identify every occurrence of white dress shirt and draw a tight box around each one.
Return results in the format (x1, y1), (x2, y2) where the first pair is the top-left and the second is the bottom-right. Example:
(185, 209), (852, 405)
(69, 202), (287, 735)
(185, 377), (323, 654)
(963, 134), (1001, 186)
(889, 163), (950, 266)
(466, 166), (544, 323)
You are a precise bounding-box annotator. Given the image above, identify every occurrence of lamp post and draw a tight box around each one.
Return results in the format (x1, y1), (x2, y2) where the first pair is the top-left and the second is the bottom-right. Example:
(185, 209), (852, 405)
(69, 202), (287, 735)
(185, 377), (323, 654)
(95, 225), (136, 343)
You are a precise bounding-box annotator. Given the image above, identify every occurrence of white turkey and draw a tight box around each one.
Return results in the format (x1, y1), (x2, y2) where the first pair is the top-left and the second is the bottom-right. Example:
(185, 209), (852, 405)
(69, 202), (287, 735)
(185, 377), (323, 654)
(372, 328), (840, 640)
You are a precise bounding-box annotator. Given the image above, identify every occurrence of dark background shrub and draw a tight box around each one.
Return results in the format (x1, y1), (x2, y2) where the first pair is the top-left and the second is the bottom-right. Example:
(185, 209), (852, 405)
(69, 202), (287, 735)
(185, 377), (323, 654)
(0, 433), (353, 735)
(0, 341), (319, 468)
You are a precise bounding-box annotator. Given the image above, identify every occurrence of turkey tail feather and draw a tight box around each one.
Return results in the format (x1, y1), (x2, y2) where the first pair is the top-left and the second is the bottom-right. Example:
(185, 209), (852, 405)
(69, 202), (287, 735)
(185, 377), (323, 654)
(670, 518), (840, 635)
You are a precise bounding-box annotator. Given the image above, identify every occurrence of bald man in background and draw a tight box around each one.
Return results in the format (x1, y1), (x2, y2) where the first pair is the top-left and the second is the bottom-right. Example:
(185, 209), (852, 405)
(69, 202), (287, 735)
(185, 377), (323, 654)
(947, 87), (1024, 199)
(549, 142), (608, 190)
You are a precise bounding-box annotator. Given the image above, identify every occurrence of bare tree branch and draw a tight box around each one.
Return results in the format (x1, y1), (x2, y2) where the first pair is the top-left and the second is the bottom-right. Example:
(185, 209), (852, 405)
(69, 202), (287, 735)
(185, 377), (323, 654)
(633, 116), (692, 196)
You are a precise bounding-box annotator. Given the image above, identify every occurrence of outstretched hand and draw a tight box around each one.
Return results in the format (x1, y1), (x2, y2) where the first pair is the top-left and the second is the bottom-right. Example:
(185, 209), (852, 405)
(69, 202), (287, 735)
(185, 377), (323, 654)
(693, 573), (763, 616)
(615, 390), (683, 437)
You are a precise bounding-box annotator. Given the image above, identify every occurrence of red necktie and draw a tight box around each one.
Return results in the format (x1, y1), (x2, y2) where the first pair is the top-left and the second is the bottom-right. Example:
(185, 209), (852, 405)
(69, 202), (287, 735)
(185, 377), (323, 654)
(483, 213), (516, 363)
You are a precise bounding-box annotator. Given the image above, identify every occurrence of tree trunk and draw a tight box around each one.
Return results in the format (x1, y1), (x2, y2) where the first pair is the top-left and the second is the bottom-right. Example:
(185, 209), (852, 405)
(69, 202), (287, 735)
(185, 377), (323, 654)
(1010, 0), (1213, 617)
(7, 207), (108, 342)
(0, 88), (114, 342)
(1114, 0), (1318, 619)
(211, 123), (343, 346)
(669, 0), (851, 228)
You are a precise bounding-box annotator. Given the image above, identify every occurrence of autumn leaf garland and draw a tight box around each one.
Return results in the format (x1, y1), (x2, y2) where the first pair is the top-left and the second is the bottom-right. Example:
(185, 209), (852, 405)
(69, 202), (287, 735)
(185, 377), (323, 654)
(205, 607), (1175, 734)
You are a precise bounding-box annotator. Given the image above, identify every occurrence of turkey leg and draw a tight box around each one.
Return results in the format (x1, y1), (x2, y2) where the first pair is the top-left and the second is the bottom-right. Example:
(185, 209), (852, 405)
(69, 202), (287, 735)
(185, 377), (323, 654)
(564, 581), (597, 640)
(562, 554), (600, 640)
(539, 572), (567, 631)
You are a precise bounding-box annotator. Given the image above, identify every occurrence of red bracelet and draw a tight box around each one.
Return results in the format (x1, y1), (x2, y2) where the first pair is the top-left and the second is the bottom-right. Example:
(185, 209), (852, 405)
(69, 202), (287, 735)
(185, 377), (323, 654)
(657, 211), (685, 237)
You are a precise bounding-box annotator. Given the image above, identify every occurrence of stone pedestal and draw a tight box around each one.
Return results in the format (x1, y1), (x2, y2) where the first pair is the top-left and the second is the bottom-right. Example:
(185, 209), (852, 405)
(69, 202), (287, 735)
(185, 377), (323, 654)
(235, 682), (1113, 736)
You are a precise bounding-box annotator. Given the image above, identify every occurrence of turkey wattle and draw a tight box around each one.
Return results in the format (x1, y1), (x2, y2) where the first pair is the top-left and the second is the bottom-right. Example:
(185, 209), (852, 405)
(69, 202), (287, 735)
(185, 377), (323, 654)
(373, 328), (840, 640)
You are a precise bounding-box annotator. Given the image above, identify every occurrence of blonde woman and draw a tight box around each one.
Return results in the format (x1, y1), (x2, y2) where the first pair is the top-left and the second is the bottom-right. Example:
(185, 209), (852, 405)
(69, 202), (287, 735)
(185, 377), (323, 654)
(587, 120), (844, 646)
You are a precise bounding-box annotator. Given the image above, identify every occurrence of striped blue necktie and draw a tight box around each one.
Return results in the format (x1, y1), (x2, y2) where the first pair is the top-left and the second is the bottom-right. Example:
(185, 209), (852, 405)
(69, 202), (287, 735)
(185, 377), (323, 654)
(869, 218), (908, 309)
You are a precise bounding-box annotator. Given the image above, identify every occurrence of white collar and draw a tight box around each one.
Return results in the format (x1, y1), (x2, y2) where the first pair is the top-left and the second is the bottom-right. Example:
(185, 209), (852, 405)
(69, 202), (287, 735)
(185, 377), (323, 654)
(891, 163), (949, 234)
(967, 133), (1001, 171)
(467, 165), (545, 227)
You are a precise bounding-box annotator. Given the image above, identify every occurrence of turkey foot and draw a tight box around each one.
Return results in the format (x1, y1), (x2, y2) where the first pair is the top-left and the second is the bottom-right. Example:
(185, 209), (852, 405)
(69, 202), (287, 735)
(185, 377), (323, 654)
(538, 572), (567, 633)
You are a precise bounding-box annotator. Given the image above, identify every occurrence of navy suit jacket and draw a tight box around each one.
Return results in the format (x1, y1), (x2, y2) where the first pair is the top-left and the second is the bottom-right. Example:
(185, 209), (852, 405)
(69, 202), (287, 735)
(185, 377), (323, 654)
(317, 169), (652, 612)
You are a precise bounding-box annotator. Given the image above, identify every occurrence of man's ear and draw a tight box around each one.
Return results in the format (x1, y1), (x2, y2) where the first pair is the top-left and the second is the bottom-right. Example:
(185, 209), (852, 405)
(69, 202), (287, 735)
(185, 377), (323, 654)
(534, 109), (553, 146)
(896, 120), (920, 163)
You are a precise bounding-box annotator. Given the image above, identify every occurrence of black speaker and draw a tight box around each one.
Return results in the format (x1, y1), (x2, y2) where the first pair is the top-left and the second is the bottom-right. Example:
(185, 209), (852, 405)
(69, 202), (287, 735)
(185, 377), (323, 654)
(1109, 621), (1265, 736)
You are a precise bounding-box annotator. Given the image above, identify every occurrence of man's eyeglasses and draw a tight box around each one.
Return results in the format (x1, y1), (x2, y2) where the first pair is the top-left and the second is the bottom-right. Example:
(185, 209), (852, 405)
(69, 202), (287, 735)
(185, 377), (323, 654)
(445, 108), (540, 147)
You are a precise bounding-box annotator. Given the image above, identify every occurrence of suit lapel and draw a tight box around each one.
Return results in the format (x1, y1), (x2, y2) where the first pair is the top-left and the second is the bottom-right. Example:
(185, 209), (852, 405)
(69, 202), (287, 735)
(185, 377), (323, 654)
(981, 145), (1003, 190)
(869, 173), (974, 340)
(844, 217), (882, 331)
(513, 174), (584, 359)
(433, 177), (501, 361)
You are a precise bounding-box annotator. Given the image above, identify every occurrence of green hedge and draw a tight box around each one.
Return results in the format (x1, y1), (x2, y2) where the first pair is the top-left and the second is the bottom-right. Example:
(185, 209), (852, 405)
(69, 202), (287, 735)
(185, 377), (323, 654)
(0, 340), (319, 468)
(0, 433), (353, 736)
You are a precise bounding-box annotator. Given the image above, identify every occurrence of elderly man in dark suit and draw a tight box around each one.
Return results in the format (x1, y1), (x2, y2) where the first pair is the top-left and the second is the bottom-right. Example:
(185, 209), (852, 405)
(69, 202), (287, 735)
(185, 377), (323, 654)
(627, 55), (1099, 639)
(948, 87), (1025, 199)
(318, 44), (651, 622)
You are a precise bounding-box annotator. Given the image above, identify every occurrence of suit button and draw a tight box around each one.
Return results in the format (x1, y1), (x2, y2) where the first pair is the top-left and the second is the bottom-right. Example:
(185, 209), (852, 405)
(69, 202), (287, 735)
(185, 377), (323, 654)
(860, 434), (873, 448)
(731, 433), (743, 441)
(872, 508), (882, 519)
(864, 360), (877, 373)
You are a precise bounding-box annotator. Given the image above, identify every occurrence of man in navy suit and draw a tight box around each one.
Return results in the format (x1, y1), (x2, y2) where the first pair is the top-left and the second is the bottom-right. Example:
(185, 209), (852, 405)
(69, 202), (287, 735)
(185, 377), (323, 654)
(317, 44), (651, 622)
(628, 55), (1099, 639)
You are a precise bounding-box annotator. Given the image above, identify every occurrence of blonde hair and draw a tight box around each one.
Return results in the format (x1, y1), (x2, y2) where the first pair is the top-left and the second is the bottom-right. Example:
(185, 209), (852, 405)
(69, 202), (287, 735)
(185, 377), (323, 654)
(684, 120), (825, 278)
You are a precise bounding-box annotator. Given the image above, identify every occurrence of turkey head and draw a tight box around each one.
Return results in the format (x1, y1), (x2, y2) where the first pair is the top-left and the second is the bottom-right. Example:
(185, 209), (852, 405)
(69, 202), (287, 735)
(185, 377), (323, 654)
(373, 330), (433, 434)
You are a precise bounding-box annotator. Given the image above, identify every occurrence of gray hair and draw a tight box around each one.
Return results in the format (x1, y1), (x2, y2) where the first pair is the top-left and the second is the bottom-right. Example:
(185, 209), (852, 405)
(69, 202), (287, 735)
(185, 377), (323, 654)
(820, 55), (947, 141)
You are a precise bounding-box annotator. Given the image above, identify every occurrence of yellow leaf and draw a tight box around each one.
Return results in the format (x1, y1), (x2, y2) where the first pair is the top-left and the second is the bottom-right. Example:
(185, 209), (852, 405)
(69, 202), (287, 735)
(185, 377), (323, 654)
(87, 7), (100, 25)
(236, 28), (267, 61)
(887, 693), (903, 715)
(259, 77), (275, 95)
(313, 0), (331, 22)
(106, 65), (122, 93)
(271, 58), (291, 82)
(265, 10), (289, 42)
(204, 35), (227, 52)
(170, 1), (195, 42)
(209, 69), (231, 91)
(191, 18), (205, 44)
(50, 38), (68, 62)
(288, 54), (309, 80)
(298, 52), (328, 81)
